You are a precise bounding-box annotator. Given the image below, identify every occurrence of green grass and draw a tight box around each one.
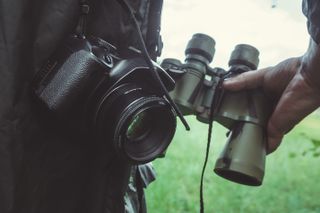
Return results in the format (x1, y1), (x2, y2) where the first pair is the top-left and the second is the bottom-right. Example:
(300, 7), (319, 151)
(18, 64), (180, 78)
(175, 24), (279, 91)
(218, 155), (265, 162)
(145, 113), (320, 213)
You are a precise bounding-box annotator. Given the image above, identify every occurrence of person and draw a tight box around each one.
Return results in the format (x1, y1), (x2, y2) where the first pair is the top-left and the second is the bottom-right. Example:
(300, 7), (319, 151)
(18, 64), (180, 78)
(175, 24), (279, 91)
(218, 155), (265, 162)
(223, 0), (320, 154)
(0, 0), (161, 212)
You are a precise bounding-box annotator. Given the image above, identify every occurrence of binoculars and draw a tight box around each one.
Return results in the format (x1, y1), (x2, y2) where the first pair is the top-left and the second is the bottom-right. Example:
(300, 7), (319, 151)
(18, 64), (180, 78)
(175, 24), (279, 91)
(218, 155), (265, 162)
(161, 34), (271, 186)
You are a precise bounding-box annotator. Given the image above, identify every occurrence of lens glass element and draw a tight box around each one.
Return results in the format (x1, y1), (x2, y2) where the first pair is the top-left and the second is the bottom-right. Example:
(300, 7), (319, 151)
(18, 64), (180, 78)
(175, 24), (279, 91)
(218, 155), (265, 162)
(126, 111), (152, 141)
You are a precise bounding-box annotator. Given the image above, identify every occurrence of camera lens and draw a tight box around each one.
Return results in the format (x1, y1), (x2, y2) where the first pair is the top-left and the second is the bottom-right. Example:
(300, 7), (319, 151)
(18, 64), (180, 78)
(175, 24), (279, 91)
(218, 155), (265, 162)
(93, 83), (176, 164)
(121, 104), (175, 162)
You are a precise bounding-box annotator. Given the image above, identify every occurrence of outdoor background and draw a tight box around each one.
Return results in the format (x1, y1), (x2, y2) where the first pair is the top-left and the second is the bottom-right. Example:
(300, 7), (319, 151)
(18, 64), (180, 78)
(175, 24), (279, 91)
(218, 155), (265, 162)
(145, 0), (320, 212)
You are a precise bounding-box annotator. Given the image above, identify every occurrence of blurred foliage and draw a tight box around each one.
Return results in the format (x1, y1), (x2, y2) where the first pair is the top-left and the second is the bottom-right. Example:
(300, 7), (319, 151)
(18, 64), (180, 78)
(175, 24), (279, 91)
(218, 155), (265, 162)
(300, 133), (320, 157)
(146, 113), (320, 213)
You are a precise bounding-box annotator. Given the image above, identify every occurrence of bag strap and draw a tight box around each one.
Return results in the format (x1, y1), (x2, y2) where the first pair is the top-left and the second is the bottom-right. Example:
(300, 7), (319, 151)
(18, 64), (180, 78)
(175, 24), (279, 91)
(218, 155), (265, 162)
(75, 0), (90, 38)
(146, 0), (164, 59)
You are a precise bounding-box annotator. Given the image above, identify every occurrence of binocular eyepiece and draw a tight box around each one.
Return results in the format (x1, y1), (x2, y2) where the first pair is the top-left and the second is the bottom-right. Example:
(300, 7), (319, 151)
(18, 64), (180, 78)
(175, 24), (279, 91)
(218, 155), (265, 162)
(229, 44), (260, 70)
(185, 33), (216, 65)
(162, 34), (271, 186)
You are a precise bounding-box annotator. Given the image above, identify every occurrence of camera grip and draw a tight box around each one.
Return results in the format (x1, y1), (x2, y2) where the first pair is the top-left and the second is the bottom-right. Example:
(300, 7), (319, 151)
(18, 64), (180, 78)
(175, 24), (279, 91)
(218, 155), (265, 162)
(34, 50), (106, 115)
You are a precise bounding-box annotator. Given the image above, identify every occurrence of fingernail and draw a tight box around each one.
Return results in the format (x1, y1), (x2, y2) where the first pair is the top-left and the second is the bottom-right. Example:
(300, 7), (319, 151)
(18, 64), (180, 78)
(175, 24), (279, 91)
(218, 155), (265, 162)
(223, 78), (235, 86)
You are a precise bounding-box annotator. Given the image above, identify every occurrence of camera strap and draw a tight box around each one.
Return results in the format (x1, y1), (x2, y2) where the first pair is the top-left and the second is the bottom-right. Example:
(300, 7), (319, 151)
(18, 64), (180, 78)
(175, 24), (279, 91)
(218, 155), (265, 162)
(116, 0), (190, 131)
(75, 0), (90, 38)
(199, 75), (227, 213)
(145, 0), (163, 59)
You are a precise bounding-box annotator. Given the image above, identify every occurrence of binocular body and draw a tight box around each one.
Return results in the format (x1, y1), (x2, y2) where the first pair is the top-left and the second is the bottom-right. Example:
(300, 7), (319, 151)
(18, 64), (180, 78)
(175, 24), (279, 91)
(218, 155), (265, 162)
(162, 34), (272, 186)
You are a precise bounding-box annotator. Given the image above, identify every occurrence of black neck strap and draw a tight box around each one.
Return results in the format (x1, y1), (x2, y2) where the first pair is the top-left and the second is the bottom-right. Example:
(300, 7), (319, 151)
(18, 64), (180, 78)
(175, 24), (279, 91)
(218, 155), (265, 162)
(75, 0), (90, 38)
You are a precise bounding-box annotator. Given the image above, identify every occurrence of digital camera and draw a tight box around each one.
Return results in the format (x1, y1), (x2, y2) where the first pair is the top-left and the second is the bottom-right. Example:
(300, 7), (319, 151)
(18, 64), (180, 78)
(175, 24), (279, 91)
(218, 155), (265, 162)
(32, 35), (177, 164)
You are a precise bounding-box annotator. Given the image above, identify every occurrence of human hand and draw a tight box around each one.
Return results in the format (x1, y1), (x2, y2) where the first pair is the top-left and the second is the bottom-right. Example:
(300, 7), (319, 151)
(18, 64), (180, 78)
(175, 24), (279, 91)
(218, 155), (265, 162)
(223, 55), (320, 154)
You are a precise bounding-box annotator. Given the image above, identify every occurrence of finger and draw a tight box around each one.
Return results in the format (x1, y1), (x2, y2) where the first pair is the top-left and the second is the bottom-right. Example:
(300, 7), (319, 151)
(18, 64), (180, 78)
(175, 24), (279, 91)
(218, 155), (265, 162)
(266, 121), (283, 154)
(266, 73), (320, 154)
(223, 68), (269, 91)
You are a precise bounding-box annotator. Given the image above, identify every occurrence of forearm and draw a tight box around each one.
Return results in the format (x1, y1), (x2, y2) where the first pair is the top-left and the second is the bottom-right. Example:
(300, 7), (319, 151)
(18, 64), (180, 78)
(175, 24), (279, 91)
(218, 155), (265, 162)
(301, 38), (320, 89)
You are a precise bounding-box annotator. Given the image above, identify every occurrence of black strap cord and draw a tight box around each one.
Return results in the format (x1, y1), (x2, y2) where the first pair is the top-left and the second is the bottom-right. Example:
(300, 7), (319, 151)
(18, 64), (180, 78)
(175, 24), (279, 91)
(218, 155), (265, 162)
(116, 0), (190, 131)
(75, 0), (90, 38)
(199, 68), (232, 213)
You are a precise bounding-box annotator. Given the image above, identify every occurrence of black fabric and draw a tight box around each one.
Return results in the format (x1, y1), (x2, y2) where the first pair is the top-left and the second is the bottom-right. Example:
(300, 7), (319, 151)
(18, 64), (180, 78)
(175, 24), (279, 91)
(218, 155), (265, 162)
(303, 0), (320, 44)
(0, 0), (161, 212)
(137, 163), (156, 189)
(124, 164), (156, 213)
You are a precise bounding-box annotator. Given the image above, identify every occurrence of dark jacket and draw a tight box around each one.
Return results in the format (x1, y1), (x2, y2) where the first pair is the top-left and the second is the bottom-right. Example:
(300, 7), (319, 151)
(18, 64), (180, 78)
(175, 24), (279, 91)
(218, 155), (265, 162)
(303, 0), (320, 44)
(0, 0), (161, 212)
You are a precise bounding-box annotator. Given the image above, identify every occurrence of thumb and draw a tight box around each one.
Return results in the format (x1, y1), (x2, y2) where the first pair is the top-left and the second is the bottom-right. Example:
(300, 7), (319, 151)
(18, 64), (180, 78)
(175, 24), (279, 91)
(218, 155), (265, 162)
(223, 68), (269, 91)
(266, 73), (320, 154)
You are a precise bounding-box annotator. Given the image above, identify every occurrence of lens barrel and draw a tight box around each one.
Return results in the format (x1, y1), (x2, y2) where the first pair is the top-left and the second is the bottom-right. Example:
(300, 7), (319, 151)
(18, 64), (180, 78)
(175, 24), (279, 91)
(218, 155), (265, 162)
(214, 44), (270, 186)
(94, 83), (176, 164)
(214, 122), (266, 186)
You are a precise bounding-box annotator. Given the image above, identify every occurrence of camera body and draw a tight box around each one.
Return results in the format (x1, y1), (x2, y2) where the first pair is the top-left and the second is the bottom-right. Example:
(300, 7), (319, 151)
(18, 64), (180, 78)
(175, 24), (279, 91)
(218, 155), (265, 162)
(32, 35), (177, 164)
(162, 34), (272, 186)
